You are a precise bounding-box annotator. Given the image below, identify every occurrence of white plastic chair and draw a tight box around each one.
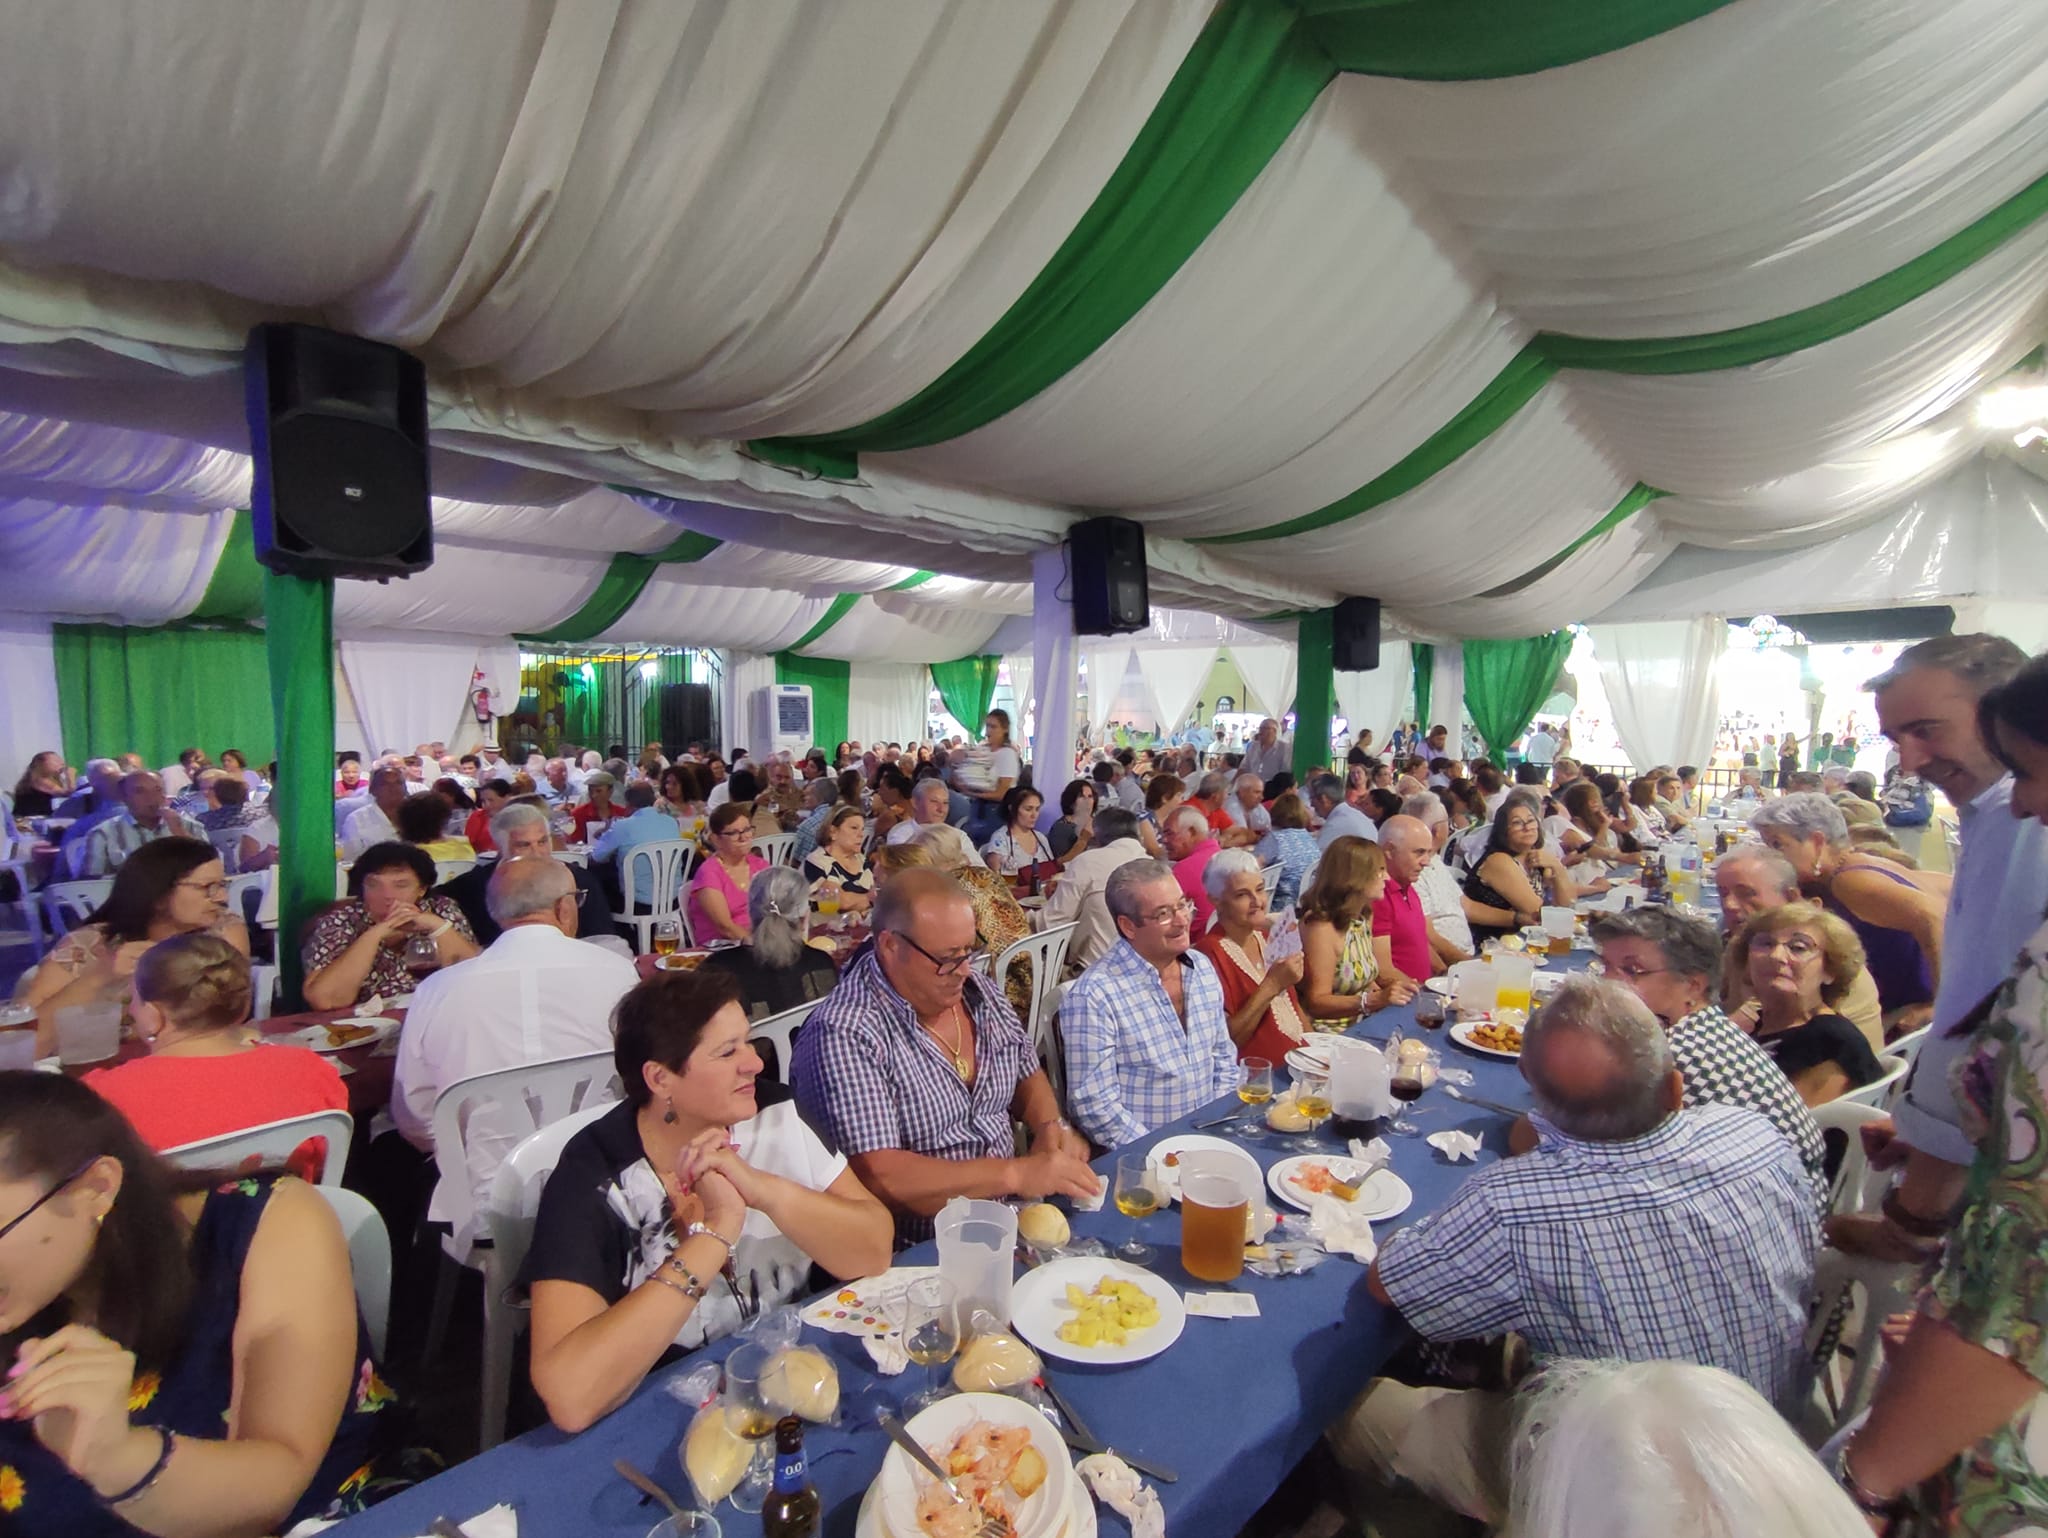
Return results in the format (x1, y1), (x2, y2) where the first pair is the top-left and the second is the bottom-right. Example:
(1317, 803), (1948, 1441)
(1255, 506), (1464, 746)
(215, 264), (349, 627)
(40, 878), (112, 941)
(609, 838), (692, 952)
(163, 1109), (356, 1188)
(248, 962), (279, 1022)
(1840, 1053), (1910, 1110)
(435, 857), (476, 886)
(747, 1002), (815, 1085)
(1258, 862), (1282, 898)
(1800, 1247), (1920, 1443)
(992, 921), (1078, 1103)
(422, 1053), (623, 1374)
(1885, 1025), (1930, 1073)
(471, 1099), (616, 1448)
(0, 828), (44, 960)
(316, 1186), (393, 1360)
(1811, 1098), (1890, 1221)
(753, 832), (799, 869)
(224, 868), (271, 929)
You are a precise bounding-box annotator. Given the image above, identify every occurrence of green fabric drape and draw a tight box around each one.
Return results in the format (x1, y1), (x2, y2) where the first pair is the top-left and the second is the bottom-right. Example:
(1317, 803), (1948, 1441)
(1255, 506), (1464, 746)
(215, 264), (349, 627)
(749, 0), (1336, 476)
(1463, 633), (1573, 768)
(189, 511), (265, 622)
(1480, 484), (1670, 597)
(54, 624), (275, 770)
(930, 656), (1001, 735)
(1410, 642), (1434, 728)
(774, 653), (851, 754)
(1295, 0), (1739, 81)
(264, 571), (334, 1010)
(516, 532), (723, 646)
(1292, 608), (1336, 783)
(784, 594), (862, 655)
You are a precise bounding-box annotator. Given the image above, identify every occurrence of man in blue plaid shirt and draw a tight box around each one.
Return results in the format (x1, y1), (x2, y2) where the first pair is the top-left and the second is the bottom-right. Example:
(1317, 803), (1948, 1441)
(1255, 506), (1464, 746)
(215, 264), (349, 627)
(1060, 859), (1242, 1149)
(1330, 975), (1818, 1527)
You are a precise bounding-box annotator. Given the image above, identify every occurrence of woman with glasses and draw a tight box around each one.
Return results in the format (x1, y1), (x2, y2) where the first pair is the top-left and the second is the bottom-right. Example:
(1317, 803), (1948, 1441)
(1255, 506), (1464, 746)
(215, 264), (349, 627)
(1462, 790), (1577, 943)
(1297, 836), (1417, 1025)
(523, 971), (890, 1432)
(0, 1071), (403, 1535)
(687, 802), (769, 945)
(13, 837), (249, 1058)
(1725, 901), (1882, 1107)
(83, 933), (348, 1153)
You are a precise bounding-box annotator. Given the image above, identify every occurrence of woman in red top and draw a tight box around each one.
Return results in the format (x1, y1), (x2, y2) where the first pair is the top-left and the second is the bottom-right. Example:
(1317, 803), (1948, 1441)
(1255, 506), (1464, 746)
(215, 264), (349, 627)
(569, 771), (624, 843)
(466, 777), (513, 853)
(86, 932), (346, 1154)
(1193, 848), (1310, 1065)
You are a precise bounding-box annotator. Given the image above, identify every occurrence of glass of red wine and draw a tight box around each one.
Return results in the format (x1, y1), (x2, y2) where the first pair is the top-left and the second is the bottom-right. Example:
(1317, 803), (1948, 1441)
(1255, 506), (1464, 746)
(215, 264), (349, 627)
(1387, 1038), (1437, 1136)
(403, 931), (441, 979)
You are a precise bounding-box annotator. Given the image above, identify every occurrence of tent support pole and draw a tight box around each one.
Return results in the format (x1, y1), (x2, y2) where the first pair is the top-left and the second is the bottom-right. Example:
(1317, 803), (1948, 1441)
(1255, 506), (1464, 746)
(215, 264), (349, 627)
(1293, 608), (1335, 784)
(264, 569), (336, 1011)
(1030, 546), (1082, 823)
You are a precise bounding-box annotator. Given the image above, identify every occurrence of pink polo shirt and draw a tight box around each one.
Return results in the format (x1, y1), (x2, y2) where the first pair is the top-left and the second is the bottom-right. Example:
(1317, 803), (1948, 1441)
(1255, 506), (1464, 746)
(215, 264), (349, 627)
(1372, 877), (1430, 982)
(1173, 838), (1223, 935)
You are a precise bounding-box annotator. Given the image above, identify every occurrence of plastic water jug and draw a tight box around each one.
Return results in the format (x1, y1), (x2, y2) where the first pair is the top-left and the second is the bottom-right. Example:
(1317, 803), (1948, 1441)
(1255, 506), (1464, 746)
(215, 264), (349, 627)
(934, 1197), (1016, 1326)
(1327, 1036), (1393, 1122)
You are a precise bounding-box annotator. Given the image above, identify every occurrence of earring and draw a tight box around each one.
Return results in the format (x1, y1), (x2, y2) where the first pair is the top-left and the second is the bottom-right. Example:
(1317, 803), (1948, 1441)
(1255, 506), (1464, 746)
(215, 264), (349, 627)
(663, 1096), (678, 1125)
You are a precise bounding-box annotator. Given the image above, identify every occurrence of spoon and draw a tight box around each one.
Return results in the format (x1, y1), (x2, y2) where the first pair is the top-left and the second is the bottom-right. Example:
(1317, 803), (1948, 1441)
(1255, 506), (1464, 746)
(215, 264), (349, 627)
(614, 1457), (688, 1520)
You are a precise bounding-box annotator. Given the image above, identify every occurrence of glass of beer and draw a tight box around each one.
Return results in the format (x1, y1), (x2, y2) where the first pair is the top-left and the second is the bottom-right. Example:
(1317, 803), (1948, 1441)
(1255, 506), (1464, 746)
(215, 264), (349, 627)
(1541, 905), (1575, 958)
(651, 917), (680, 957)
(1181, 1169), (1251, 1284)
(1113, 1152), (1161, 1266)
(1234, 1058), (1274, 1138)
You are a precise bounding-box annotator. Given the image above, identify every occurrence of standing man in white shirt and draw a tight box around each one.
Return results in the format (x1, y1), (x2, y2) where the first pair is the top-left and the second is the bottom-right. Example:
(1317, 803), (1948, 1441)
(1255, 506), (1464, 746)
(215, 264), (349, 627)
(1836, 634), (2048, 1262)
(393, 856), (641, 1255)
(1238, 718), (1291, 788)
(1521, 722), (1558, 768)
(341, 765), (411, 860)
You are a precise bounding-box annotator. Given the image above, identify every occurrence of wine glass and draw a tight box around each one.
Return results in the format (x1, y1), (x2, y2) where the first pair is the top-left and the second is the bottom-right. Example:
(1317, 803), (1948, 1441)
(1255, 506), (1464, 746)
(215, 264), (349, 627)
(1413, 989), (1447, 1032)
(902, 1276), (959, 1416)
(1294, 1067), (1332, 1134)
(1235, 1057), (1274, 1138)
(1387, 1040), (1437, 1137)
(651, 916), (680, 958)
(1112, 1152), (1160, 1266)
(721, 1341), (779, 1514)
(403, 931), (440, 979)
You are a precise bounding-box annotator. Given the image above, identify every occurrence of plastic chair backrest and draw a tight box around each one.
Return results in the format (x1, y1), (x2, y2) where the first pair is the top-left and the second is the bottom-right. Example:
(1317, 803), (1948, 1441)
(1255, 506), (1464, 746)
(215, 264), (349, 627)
(1839, 1053), (1910, 1109)
(1811, 1097), (1889, 1218)
(41, 878), (113, 938)
(753, 832), (799, 869)
(1886, 1025), (1930, 1072)
(993, 921), (1078, 1099)
(1259, 862), (1282, 897)
(617, 839), (689, 917)
(1802, 1247), (1919, 1439)
(428, 1052), (622, 1252)
(435, 858), (477, 886)
(747, 1002), (815, 1085)
(315, 1186), (392, 1360)
(163, 1108), (357, 1188)
(224, 869), (271, 929)
(483, 1099), (618, 1304)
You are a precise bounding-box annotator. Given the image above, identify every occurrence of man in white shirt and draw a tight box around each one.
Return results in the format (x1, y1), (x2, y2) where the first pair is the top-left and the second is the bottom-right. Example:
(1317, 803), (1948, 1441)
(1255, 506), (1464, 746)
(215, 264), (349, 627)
(1224, 772), (1272, 840)
(1398, 794), (1475, 959)
(1238, 719), (1291, 787)
(393, 856), (641, 1255)
(341, 765), (410, 860)
(1306, 771), (1378, 848)
(886, 777), (953, 846)
(1521, 724), (1557, 767)
(1039, 807), (1149, 974)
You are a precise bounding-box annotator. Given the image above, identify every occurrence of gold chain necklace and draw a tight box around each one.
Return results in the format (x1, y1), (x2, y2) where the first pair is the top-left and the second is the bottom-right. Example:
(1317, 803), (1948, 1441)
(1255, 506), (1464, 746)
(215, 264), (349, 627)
(929, 1003), (973, 1081)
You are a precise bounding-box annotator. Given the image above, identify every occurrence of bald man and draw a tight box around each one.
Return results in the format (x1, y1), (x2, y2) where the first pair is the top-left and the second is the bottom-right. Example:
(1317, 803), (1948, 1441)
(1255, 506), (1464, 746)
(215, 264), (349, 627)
(394, 854), (641, 1251)
(1374, 815), (1450, 981)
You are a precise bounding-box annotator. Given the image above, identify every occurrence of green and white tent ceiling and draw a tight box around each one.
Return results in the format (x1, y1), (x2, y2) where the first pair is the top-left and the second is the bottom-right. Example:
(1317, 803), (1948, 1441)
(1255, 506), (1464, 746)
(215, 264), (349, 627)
(2, 0), (2047, 648)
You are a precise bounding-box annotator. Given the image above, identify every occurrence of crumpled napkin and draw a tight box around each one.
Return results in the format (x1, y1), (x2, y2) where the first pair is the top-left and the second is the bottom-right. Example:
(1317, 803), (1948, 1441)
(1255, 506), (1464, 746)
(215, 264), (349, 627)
(1345, 1135), (1392, 1173)
(359, 993), (386, 1018)
(1427, 1129), (1482, 1163)
(1305, 1195), (1379, 1264)
(862, 1329), (909, 1376)
(1078, 1452), (1164, 1538)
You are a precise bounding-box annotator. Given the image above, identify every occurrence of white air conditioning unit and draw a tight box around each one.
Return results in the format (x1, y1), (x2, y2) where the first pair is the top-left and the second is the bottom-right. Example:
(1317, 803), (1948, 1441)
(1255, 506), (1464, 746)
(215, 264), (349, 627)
(753, 684), (814, 760)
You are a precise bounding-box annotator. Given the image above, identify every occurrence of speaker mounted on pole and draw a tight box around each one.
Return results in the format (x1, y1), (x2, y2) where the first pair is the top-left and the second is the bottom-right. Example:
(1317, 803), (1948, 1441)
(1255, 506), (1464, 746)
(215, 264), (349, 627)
(1068, 516), (1148, 636)
(1332, 596), (1382, 672)
(244, 322), (433, 581)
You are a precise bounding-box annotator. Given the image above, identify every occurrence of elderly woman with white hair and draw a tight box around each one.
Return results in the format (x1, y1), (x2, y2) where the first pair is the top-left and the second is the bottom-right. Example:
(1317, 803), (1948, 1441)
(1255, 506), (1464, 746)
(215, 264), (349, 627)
(699, 865), (838, 1032)
(1750, 790), (1947, 1022)
(908, 822), (1034, 1014)
(1193, 848), (1308, 1064)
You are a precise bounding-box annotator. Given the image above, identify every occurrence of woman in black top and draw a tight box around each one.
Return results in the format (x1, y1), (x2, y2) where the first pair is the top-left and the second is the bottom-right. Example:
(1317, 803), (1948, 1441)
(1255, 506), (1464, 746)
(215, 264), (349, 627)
(700, 866), (837, 1033)
(1728, 900), (1884, 1107)
(1462, 790), (1576, 942)
(801, 805), (873, 914)
(10, 750), (72, 819)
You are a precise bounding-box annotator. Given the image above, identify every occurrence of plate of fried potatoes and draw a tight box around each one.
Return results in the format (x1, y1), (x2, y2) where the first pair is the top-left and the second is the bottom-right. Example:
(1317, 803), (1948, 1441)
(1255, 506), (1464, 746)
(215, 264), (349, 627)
(1010, 1258), (1186, 1365)
(1449, 1018), (1524, 1059)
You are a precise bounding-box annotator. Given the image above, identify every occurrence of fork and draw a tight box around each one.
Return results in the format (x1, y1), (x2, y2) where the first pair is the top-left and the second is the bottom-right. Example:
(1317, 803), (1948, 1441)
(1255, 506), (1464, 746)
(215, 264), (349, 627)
(879, 1414), (1014, 1537)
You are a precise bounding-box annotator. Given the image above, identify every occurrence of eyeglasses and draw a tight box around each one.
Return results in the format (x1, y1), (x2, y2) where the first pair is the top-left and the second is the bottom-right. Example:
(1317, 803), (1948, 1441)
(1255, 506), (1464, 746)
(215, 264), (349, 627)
(887, 930), (986, 976)
(717, 825), (754, 839)
(1133, 899), (1195, 928)
(177, 879), (229, 898)
(0, 1160), (95, 1246)
(1754, 935), (1823, 960)
(1590, 959), (1675, 982)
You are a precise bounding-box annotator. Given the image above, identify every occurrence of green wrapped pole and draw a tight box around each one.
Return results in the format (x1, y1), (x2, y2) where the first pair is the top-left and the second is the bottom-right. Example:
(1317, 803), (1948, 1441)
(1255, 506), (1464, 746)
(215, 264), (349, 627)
(1410, 641), (1435, 730)
(263, 570), (336, 1010)
(1292, 608), (1335, 783)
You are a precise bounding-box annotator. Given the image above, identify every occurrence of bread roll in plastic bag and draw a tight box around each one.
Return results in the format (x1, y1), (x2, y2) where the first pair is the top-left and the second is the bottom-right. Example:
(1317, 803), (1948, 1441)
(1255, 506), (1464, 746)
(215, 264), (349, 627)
(763, 1344), (840, 1424)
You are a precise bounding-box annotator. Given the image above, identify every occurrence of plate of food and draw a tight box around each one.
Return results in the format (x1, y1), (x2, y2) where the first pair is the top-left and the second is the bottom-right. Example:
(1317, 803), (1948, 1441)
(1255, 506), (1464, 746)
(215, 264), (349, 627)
(1265, 1155), (1413, 1219)
(275, 1017), (398, 1054)
(875, 1391), (1074, 1538)
(1144, 1134), (1242, 1204)
(655, 949), (711, 972)
(1449, 1017), (1524, 1059)
(1010, 1258), (1185, 1366)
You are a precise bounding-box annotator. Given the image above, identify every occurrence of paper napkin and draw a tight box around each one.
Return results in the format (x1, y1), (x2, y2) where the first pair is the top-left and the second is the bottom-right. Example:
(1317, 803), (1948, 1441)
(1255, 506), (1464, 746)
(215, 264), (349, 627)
(1306, 1195), (1379, 1264)
(1427, 1130), (1482, 1163)
(1079, 1453), (1165, 1538)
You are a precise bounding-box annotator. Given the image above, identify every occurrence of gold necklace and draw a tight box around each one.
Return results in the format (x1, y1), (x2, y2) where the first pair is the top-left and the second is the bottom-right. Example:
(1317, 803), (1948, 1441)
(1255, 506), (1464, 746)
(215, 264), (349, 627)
(929, 1004), (973, 1081)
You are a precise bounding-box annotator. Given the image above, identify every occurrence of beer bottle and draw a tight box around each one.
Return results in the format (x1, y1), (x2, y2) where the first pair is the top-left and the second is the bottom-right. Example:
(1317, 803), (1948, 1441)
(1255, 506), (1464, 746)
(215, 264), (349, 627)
(762, 1415), (820, 1538)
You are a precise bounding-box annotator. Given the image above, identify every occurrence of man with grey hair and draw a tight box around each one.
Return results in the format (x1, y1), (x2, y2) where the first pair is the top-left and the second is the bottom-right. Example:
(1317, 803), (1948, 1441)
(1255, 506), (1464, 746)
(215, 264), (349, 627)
(1225, 770), (1273, 842)
(1334, 976), (1818, 1526)
(791, 776), (839, 863)
(1307, 769), (1378, 849)
(395, 851), (640, 1251)
(1400, 791), (1475, 958)
(1040, 805), (1149, 973)
(77, 770), (207, 876)
(1190, 768), (1258, 851)
(1061, 859), (1240, 1148)
(436, 798), (616, 944)
(1714, 844), (1883, 1048)
(339, 763), (411, 860)
(886, 776), (955, 847)
(1161, 803), (1223, 932)
(1238, 717), (1290, 787)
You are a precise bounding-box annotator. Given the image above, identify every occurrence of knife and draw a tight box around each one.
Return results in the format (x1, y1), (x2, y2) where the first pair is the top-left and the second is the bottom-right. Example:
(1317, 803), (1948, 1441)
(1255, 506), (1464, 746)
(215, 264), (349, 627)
(1445, 1085), (1524, 1118)
(1038, 1376), (1177, 1483)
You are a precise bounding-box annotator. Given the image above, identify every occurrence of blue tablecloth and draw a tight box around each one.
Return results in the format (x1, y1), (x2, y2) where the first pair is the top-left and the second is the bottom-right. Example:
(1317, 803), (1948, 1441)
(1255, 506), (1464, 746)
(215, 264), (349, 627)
(332, 966), (1572, 1538)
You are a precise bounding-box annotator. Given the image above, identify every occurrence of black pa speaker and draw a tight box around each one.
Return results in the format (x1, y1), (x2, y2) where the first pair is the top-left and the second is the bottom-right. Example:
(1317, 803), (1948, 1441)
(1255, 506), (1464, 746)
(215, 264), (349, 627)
(1332, 596), (1382, 672)
(1069, 516), (1148, 635)
(658, 683), (714, 752)
(244, 323), (433, 580)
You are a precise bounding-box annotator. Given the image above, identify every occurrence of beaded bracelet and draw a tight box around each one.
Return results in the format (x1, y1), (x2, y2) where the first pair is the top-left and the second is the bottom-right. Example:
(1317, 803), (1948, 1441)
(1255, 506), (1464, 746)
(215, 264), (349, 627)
(104, 1427), (176, 1506)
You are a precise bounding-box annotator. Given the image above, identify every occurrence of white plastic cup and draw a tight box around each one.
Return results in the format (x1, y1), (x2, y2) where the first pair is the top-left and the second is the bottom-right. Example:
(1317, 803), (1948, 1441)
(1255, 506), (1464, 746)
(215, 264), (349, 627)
(53, 1003), (122, 1066)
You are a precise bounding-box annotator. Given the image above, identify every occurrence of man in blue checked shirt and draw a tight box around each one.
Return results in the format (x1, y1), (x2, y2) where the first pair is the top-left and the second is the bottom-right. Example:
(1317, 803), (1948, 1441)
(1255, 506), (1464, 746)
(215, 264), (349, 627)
(1060, 859), (1242, 1149)
(1329, 975), (1816, 1528)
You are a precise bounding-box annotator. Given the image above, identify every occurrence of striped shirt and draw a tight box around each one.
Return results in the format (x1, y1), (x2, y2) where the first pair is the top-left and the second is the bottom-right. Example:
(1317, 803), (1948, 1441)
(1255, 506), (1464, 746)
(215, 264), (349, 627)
(1060, 938), (1240, 1150)
(78, 809), (208, 876)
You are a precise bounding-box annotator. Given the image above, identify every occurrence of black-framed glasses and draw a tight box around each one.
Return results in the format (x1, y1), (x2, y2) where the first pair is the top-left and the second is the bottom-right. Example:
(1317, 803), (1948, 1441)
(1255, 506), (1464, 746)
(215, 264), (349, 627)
(1590, 959), (1674, 982)
(717, 824), (754, 839)
(1136, 899), (1195, 928)
(0, 1160), (95, 1246)
(887, 930), (985, 976)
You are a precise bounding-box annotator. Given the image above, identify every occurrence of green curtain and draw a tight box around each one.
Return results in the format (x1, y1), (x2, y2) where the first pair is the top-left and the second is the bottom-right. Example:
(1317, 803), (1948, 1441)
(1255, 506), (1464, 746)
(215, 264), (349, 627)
(1291, 608), (1336, 783)
(775, 653), (850, 755)
(189, 511), (265, 622)
(54, 623), (276, 770)
(1463, 632), (1573, 768)
(264, 571), (334, 1010)
(930, 656), (1001, 735)
(1296, 0), (1739, 81)
(1410, 642), (1434, 728)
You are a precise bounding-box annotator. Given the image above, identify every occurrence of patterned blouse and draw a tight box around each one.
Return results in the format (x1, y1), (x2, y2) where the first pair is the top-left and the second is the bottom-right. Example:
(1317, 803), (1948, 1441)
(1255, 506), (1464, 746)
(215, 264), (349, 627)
(301, 895), (475, 1005)
(1305, 916), (1377, 1027)
(1908, 912), (2048, 1536)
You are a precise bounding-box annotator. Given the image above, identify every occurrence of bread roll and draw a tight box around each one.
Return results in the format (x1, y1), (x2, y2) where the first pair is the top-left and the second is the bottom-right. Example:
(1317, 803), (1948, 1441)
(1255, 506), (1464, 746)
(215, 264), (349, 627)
(1267, 1099), (1312, 1133)
(763, 1344), (839, 1423)
(684, 1405), (753, 1504)
(951, 1332), (1042, 1392)
(1017, 1202), (1070, 1249)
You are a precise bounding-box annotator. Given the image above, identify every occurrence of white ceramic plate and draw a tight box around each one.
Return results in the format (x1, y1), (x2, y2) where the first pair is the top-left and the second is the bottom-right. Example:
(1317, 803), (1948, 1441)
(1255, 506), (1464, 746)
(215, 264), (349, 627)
(1265, 1156), (1414, 1220)
(273, 1016), (399, 1054)
(1010, 1258), (1186, 1367)
(876, 1393), (1075, 1538)
(1448, 1018), (1522, 1060)
(1144, 1134), (1243, 1204)
(1284, 1036), (1336, 1072)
